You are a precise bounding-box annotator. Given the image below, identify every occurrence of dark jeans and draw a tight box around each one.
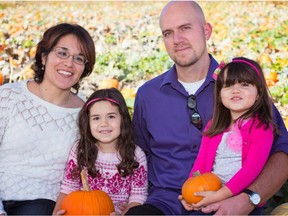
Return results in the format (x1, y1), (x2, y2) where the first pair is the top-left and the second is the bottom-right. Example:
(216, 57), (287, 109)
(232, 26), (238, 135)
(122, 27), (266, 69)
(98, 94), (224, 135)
(3, 199), (55, 215)
(126, 203), (264, 215)
(126, 204), (164, 215)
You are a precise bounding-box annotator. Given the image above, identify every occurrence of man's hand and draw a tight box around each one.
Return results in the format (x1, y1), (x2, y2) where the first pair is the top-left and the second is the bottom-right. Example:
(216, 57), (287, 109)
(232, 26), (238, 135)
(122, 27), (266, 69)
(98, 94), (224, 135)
(201, 193), (254, 215)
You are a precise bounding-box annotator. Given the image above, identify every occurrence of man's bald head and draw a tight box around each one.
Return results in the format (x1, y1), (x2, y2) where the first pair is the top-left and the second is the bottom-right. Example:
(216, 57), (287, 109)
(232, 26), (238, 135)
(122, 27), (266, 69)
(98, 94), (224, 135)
(160, 1), (206, 26)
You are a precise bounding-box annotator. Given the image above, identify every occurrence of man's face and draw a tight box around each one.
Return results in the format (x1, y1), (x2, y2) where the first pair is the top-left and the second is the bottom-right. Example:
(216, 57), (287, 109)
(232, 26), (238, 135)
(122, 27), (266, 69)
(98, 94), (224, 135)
(160, 2), (211, 68)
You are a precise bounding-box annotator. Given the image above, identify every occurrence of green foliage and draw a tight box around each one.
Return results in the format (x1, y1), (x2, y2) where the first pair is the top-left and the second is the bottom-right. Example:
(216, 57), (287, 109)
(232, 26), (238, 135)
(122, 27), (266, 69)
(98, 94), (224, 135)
(270, 72), (288, 106)
(95, 50), (173, 84)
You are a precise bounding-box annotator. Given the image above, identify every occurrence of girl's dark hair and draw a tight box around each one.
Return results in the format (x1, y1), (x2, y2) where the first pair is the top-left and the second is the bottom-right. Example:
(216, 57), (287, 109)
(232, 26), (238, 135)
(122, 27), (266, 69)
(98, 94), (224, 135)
(73, 88), (139, 178)
(33, 23), (96, 94)
(206, 57), (278, 136)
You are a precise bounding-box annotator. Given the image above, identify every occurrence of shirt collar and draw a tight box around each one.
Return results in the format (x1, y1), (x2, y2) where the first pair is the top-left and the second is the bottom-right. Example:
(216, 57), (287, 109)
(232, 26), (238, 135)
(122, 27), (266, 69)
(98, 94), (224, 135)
(160, 54), (219, 89)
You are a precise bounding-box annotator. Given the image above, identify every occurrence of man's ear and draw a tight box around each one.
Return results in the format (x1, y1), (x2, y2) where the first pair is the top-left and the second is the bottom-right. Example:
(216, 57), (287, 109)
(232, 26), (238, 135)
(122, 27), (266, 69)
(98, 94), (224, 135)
(204, 22), (212, 41)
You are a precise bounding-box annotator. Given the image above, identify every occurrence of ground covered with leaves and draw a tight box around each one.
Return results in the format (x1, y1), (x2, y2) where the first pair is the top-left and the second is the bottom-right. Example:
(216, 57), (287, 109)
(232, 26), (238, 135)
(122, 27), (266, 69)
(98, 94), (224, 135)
(0, 1), (287, 119)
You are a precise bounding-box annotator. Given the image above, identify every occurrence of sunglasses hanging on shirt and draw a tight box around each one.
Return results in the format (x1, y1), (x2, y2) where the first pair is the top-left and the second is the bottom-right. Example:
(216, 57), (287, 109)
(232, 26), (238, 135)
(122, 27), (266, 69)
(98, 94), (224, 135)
(187, 94), (203, 129)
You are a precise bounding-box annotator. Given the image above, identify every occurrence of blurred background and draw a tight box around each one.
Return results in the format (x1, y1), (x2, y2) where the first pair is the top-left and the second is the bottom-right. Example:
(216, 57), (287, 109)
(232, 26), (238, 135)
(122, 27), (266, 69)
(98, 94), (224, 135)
(0, 1), (287, 212)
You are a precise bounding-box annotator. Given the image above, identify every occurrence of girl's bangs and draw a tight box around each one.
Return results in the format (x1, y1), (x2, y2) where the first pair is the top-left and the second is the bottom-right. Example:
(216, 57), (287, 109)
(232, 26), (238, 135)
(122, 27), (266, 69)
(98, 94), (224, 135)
(224, 65), (256, 85)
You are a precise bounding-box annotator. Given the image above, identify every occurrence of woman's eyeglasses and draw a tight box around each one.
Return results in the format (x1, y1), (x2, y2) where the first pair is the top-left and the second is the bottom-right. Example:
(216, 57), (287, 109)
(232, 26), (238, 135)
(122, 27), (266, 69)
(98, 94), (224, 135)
(52, 47), (88, 65)
(187, 94), (202, 129)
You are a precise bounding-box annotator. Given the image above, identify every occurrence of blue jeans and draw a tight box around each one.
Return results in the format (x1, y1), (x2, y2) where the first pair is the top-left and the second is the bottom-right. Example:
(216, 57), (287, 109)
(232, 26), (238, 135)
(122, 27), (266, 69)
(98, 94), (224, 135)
(3, 199), (55, 215)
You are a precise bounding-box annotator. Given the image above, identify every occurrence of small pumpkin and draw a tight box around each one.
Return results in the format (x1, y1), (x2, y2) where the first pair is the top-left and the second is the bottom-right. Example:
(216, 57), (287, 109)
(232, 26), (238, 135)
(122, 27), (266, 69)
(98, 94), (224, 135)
(264, 72), (278, 87)
(0, 72), (3, 85)
(285, 117), (288, 129)
(270, 203), (288, 215)
(29, 46), (37, 58)
(98, 78), (119, 89)
(182, 171), (222, 204)
(61, 170), (115, 215)
(269, 71), (278, 83)
(121, 87), (136, 99)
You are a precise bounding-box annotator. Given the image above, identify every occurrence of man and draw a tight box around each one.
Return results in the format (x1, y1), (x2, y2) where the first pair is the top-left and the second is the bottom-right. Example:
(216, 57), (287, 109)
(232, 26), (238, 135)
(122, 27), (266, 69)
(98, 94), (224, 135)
(126, 1), (288, 215)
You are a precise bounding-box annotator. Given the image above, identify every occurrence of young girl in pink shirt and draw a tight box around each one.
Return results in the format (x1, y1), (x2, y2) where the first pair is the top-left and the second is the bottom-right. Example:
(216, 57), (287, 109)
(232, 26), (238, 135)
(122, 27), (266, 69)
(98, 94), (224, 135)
(53, 88), (148, 215)
(179, 57), (278, 214)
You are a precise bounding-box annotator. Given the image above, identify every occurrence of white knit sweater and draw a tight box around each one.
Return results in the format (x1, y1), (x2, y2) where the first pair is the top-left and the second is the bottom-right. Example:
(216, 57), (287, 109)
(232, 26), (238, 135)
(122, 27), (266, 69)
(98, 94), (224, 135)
(0, 80), (81, 202)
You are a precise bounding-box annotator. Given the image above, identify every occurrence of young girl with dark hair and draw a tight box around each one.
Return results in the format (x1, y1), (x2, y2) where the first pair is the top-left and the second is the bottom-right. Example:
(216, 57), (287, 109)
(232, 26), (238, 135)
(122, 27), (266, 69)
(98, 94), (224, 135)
(179, 57), (278, 214)
(53, 88), (147, 215)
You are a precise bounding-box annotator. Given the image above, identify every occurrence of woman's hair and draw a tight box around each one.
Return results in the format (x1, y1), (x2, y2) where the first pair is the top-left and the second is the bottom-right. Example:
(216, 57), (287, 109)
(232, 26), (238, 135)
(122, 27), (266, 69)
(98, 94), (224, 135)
(74, 88), (139, 178)
(206, 57), (277, 136)
(32, 23), (96, 94)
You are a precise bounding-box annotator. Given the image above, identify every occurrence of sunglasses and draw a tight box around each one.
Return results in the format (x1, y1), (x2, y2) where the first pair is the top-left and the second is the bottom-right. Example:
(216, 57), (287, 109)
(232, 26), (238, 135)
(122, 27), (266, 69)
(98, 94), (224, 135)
(187, 94), (203, 129)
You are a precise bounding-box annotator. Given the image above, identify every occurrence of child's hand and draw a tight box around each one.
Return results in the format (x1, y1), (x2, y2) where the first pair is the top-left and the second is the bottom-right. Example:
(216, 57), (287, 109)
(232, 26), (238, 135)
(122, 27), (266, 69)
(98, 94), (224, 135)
(178, 194), (194, 211)
(118, 201), (128, 213)
(52, 209), (66, 216)
(192, 191), (216, 210)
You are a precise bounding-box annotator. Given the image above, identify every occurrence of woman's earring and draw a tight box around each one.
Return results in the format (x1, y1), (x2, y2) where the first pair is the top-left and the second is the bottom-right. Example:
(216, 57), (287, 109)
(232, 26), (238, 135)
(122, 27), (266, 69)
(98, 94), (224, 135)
(42, 65), (45, 71)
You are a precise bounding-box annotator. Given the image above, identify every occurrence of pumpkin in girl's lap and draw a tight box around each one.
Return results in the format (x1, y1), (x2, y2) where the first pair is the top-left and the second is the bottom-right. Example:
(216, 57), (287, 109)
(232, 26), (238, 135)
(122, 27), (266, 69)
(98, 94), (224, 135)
(182, 172), (222, 204)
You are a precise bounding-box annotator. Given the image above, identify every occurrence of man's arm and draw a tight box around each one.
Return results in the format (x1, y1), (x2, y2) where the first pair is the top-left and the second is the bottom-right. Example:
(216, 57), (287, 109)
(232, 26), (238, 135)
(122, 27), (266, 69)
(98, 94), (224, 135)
(202, 152), (288, 215)
(251, 152), (288, 202)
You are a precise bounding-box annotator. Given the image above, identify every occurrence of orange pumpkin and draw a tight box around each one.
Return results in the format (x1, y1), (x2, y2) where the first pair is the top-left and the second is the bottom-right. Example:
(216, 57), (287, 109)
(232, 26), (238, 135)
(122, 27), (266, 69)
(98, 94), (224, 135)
(98, 78), (119, 89)
(0, 72), (3, 85)
(121, 87), (136, 99)
(182, 172), (222, 204)
(264, 72), (278, 87)
(284, 117), (288, 129)
(61, 170), (115, 215)
(29, 46), (37, 58)
(270, 203), (288, 215)
(269, 71), (278, 83)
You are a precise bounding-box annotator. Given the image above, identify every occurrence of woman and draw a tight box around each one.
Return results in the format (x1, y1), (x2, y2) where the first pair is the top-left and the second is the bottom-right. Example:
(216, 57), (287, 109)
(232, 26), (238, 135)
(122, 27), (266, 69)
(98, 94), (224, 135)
(0, 23), (96, 215)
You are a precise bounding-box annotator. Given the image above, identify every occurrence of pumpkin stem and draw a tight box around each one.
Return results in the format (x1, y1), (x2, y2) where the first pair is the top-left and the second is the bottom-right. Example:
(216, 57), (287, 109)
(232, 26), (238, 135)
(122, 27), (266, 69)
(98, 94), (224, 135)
(192, 170), (201, 177)
(81, 169), (90, 191)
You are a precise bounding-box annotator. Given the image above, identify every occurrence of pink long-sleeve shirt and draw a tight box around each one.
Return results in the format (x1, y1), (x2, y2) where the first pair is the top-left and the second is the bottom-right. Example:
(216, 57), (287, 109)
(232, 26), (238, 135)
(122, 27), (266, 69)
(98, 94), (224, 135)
(190, 117), (273, 195)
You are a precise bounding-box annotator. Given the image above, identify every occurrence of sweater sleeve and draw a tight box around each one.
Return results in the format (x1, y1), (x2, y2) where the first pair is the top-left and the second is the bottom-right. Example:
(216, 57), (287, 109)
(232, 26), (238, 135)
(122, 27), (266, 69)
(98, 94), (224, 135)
(60, 142), (81, 194)
(128, 146), (148, 205)
(225, 124), (273, 195)
(0, 84), (16, 144)
(0, 200), (7, 216)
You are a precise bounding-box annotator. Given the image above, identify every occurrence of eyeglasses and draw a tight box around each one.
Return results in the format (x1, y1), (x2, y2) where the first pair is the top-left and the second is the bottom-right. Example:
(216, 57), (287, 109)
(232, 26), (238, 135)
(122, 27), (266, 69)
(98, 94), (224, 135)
(52, 47), (88, 65)
(187, 94), (202, 129)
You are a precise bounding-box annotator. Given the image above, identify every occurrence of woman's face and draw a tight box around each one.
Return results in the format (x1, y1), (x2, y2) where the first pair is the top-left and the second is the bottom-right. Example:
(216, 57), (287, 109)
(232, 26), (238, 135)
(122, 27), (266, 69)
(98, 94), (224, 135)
(41, 34), (86, 91)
